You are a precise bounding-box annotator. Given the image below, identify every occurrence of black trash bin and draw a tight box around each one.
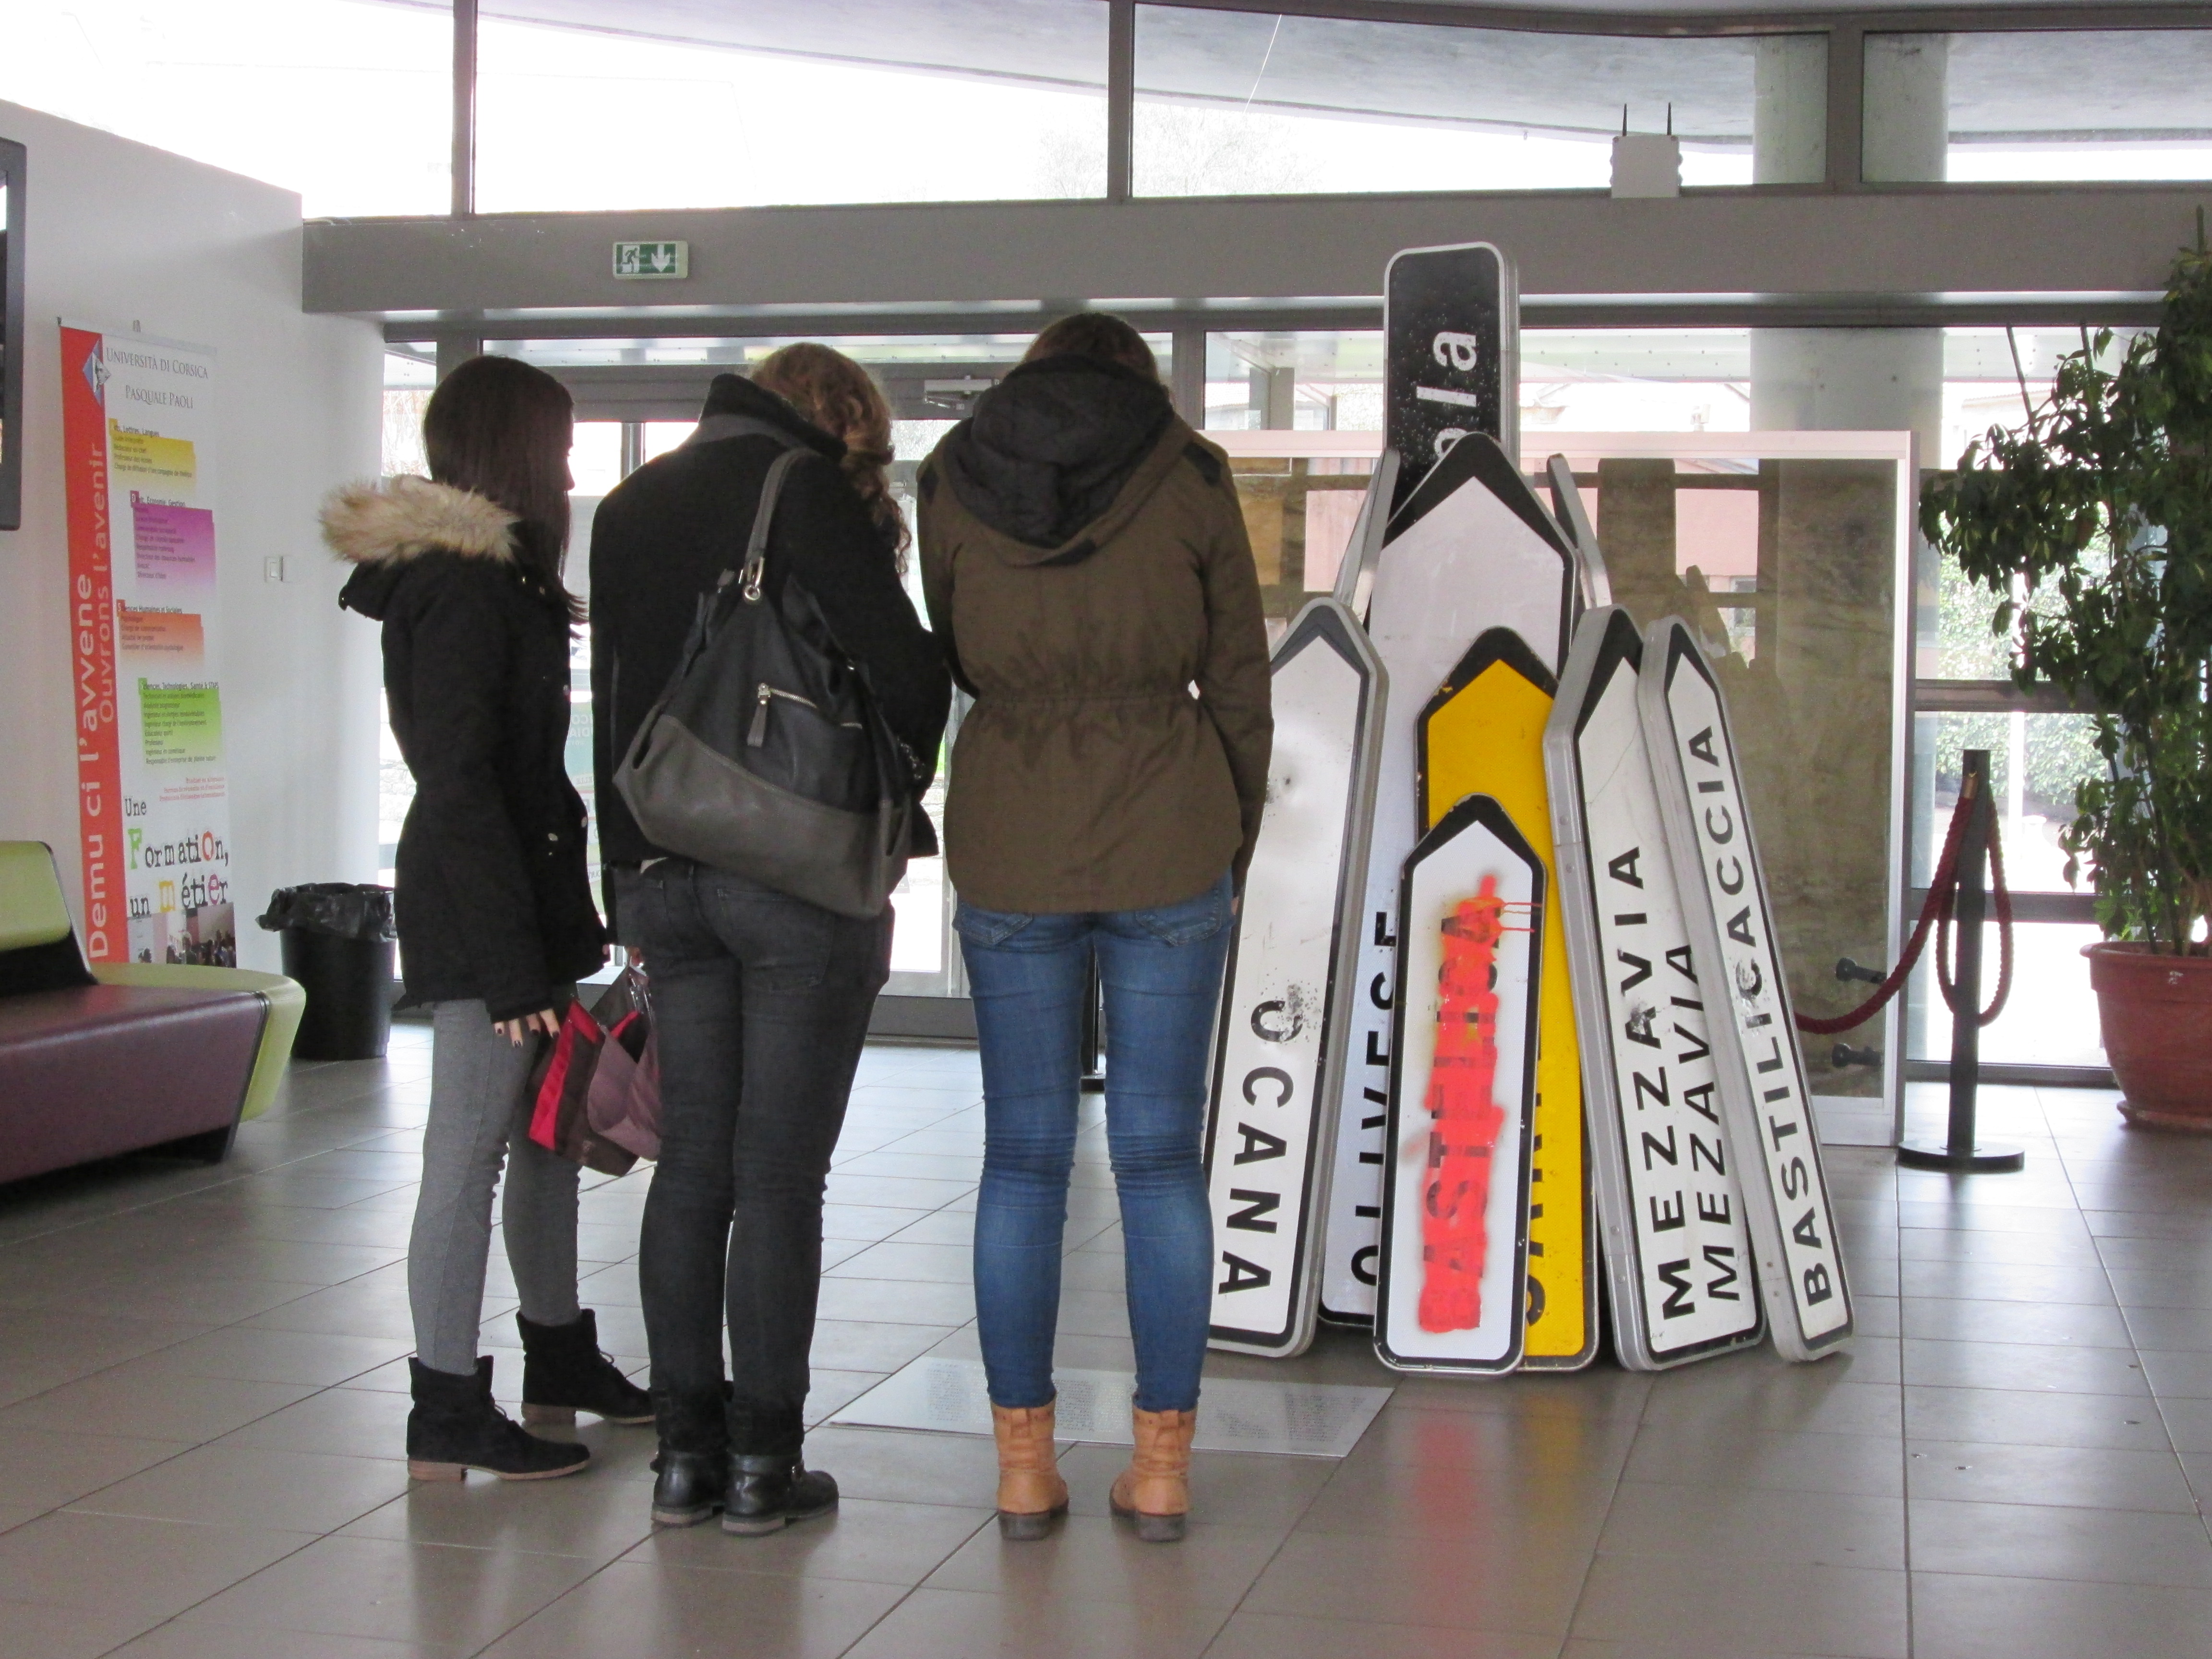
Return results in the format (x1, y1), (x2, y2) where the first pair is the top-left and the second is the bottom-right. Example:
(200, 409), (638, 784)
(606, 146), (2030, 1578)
(258, 885), (397, 1060)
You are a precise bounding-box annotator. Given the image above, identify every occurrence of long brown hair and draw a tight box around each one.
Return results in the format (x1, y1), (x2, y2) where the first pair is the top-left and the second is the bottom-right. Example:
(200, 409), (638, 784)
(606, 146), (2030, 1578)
(752, 343), (909, 565)
(422, 355), (583, 622)
(1023, 312), (1160, 382)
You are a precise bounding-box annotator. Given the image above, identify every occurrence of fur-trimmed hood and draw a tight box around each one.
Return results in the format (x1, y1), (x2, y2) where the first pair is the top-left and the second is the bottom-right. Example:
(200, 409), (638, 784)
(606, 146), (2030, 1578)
(323, 475), (517, 568)
(328, 477), (521, 624)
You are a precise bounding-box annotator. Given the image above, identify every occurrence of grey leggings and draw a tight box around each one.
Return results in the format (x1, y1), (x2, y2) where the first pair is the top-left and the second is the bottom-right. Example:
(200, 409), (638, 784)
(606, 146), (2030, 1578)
(408, 998), (583, 1375)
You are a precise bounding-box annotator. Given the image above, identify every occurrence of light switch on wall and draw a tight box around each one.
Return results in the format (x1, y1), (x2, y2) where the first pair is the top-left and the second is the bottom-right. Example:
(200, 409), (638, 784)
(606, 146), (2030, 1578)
(262, 555), (290, 583)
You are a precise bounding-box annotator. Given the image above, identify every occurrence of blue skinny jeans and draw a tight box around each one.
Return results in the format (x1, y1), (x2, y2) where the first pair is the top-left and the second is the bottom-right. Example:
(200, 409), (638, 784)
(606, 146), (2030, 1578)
(956, 871), (1234, 1415)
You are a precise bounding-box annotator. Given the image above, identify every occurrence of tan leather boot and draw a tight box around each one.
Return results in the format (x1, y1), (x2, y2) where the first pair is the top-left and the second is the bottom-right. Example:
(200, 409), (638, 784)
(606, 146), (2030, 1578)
(991, 1402), (1068, 1541)
(1109, 1406), (1196, 1542)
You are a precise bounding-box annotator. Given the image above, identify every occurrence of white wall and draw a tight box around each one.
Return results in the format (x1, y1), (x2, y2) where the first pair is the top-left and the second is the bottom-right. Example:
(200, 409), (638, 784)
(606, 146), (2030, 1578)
(0, 101), (383, 973)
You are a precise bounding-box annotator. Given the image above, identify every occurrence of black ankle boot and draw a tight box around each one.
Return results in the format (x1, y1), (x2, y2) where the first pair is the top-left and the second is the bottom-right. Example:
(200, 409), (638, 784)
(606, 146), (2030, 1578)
(517, 1309), (653, 1426)
(650, 1385), (728, 1528)
(721, 1404), (836, 1536)
(407, 1357), (590, 1482)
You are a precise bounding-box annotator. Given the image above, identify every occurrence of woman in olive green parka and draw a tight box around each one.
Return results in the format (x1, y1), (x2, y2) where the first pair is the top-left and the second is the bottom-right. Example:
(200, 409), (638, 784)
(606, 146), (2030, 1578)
(917, 314), (1270, 1546)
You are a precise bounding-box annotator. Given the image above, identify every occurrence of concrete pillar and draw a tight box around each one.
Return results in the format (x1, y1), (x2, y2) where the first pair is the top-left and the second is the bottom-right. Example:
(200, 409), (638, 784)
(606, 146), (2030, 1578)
(1753, 35), (1828, 186)
(1749, 329), (1945, 461)
(1862, 33), (1949, 183)
(1251, 365), (1296, 431)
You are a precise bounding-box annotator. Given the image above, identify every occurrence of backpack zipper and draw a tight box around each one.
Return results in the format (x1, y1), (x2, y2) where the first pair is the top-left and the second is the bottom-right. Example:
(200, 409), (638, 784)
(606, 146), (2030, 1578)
(748, 683), (821, 746)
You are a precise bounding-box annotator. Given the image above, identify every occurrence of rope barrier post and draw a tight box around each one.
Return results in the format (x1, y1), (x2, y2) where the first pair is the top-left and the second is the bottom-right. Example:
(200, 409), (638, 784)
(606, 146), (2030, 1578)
(1900, 750), (2024, 1173)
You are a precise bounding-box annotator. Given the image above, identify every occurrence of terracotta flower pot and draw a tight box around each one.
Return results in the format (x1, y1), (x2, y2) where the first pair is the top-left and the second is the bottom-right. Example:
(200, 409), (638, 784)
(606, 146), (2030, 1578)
(2085, 941), (2212, 1131)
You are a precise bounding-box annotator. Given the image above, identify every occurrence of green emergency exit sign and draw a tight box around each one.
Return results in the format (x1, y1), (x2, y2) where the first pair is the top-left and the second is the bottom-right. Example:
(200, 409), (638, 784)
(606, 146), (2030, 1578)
(613, 241), (688, 279)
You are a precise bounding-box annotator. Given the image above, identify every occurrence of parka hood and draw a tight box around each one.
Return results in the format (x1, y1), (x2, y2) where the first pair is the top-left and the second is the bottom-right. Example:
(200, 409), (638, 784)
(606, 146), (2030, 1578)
(931, 356), (1178, 561)
(324, 476), (516, 621)
(694, 373), (846, 462)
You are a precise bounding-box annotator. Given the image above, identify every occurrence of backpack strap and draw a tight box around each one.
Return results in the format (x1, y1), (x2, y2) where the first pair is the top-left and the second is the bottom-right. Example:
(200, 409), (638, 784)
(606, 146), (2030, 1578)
(713, 445), (809, 608)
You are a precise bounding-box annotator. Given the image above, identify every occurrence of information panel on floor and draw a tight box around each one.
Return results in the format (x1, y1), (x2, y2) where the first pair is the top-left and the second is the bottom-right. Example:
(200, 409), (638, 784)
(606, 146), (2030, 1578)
(1547, 607), (1764, 1371)
(1318, 433), (1574, 1322)
(1374, 792), (1541, 1375)
(1203, 595), (1387, 1359)
(1417, 627), (1595, 1371)
(1640, 617), (1853, 1362)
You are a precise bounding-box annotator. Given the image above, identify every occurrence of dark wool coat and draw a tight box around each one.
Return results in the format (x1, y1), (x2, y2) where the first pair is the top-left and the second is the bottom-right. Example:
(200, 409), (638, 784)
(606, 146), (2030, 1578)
(329, 477), (606, 1022)
(918, 356), (1273, 915)
(588, 374), (950, 926)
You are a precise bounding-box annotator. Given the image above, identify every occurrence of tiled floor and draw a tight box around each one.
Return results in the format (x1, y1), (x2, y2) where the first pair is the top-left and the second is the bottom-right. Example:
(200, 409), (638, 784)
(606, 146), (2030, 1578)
(3, 1032), (2211, 1658)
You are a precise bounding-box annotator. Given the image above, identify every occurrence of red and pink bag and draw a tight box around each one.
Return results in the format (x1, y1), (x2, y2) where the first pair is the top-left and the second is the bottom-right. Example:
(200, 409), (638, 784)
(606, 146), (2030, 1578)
(528, 967), (661, 1175)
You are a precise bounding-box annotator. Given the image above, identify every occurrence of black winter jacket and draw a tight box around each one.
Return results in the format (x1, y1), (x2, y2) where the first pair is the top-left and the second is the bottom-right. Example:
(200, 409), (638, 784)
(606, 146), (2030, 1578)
(589, 375), (950, 927)
(329, 477), (606, 1022)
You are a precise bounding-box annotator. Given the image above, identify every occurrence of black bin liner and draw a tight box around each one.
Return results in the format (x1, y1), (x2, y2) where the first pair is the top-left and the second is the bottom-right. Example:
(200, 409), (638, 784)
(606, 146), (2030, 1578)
(258, 885), (397, 1060)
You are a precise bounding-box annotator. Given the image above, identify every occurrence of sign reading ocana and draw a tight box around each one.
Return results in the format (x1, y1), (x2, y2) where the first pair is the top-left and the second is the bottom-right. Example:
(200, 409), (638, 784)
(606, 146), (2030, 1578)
(1547, 608), (1764, 1370)
(1374, 793), (1542, 1375)
(1203, 597), (1387, 1358)
(1639, 618), (1853, 1362)
(1418, 628), (1595, 1372)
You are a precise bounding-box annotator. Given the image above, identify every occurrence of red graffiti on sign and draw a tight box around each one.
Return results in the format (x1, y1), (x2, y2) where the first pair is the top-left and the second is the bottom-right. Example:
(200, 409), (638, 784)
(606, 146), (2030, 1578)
(1419, 879), (1527, 1334)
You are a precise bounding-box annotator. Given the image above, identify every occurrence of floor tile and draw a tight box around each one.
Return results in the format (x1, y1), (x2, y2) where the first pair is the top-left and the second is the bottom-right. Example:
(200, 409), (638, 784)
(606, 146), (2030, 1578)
(337, 1465), (655, 1563)
(1204, 1611), (1557, 1659)
(1597, 1480), (1904, 1570)
(1905, 1439), (2200, 1513)
(105, 1625), (462, 1658)
(0, 1595), (168, 1659)
(1569, 1554), (1908, 1657)
(0, 1510), (314, 1619)
(220, 1385), (415, 1460)
(628, 1495), (987, 1585)
(481, 1559), (906, 1657)
(1901, 1336), (2152, 1395)
(70, 1443), (412, 1535)
(1620, 1422), (1905, 1498)
(1909, 1571), (2212, 1659)
(1242, 1527), (1588, 1635)
(1904, 1385), (2173, 1451)
(0, 1368), (316, 1443)
(840, 1585), (1228, 1659)
(0, 1425), (193, 1514)
(177, 1533), (597, 1649)
(1907, 1497), (2212, 1586)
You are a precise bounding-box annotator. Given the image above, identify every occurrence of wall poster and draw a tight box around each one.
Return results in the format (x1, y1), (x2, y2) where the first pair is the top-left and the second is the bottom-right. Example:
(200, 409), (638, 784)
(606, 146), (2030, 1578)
(61, 325), (235, 967)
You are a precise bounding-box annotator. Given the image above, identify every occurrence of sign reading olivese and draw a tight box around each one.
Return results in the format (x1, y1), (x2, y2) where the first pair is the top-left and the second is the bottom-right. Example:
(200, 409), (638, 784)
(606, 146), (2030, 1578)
(1639, 618), (1852, 1361)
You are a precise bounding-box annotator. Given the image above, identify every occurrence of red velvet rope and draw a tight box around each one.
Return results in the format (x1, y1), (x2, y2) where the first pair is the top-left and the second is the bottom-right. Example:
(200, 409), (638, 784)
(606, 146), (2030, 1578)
(1793, 774), (2014, 1035)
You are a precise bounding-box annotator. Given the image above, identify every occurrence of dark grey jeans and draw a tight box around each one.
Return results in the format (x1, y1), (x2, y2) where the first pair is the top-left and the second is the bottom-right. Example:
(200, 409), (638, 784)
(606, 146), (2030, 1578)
(408, 995), (583, 1375)
(617, 862), (889, 1448)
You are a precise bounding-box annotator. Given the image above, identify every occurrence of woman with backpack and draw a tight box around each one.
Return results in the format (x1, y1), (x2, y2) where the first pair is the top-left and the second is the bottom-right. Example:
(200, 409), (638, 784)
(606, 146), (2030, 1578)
(325, 354), (653, 1483)
(590, 345), (949, 1535)
(917, 314), (1272, 1542)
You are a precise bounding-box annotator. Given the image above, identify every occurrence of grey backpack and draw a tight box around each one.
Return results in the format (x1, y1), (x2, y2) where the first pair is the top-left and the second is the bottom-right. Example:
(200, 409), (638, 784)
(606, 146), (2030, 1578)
(613, 445), (913, 918)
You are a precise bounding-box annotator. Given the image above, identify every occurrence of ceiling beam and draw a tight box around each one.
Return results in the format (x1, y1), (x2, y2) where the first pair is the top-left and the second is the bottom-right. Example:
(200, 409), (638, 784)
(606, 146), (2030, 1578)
(311, 183), (2207, 332)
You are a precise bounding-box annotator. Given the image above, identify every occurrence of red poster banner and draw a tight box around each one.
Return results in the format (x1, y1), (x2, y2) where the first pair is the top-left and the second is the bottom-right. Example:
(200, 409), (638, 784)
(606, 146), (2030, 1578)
(61, 326), (123, 962)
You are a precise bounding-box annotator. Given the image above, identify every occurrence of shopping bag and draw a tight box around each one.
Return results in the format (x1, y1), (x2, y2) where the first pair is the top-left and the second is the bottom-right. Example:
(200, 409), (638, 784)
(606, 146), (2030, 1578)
(586, 1002), (662, 1162)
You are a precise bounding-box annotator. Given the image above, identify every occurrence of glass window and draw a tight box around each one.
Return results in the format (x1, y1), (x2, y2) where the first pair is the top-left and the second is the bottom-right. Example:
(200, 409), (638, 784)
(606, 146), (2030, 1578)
(1136, 8), (1818, 196)
(475, 1), (1109, 212)
(1908, 922), (2105, 1069)
(1867, 29), (2212, 183)
(0, 0), (450, 217)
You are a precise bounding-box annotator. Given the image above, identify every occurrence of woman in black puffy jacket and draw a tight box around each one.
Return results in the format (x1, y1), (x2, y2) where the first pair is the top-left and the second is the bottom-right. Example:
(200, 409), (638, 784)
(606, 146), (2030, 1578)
(326, 355), (650, 1482)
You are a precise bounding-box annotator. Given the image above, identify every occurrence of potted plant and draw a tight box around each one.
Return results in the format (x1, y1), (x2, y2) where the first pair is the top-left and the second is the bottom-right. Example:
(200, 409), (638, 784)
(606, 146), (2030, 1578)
(1922, 240), (2212, 1129)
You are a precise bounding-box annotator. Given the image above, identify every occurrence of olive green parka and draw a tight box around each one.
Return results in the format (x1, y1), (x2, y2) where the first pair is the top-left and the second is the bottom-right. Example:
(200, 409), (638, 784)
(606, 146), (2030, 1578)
(917, 358), (1272, 916)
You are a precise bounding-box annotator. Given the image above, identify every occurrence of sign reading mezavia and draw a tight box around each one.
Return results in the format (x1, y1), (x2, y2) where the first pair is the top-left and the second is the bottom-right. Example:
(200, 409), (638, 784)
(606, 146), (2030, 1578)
(1204, 597), (1386, 1358)
(1548, 609), (1763, 1370)
(1639, 618), (1852, 1361)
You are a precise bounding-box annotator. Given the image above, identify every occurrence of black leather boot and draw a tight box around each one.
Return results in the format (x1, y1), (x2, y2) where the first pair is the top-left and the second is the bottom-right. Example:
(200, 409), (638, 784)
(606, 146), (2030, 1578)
(650, 1385), (728, 1528)
(517, 1310), (654, 1426)
(721, 1403), (836, 1536)
(407, 1357), (590, 1482)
